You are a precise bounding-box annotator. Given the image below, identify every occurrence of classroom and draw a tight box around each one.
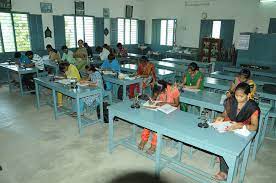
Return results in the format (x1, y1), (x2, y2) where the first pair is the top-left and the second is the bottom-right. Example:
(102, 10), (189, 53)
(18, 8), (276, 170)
(0, 0), (276, 183)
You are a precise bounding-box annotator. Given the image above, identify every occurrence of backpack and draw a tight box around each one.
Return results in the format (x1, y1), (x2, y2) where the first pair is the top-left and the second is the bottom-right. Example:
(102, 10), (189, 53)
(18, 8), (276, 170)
(97, 102), (110, 123)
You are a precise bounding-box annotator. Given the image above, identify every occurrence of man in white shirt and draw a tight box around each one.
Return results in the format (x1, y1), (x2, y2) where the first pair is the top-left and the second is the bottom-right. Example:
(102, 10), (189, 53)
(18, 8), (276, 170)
(25, 51), (44, 71)
(96, 46), (110, 61)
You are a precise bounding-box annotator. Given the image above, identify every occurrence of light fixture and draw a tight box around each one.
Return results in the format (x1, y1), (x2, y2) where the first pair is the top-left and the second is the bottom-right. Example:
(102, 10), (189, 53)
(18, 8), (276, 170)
(260, 0), (276, 3)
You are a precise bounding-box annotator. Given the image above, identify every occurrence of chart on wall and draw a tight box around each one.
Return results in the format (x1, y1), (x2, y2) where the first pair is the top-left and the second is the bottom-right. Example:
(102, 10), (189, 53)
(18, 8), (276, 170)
(237, 34), (250, 50)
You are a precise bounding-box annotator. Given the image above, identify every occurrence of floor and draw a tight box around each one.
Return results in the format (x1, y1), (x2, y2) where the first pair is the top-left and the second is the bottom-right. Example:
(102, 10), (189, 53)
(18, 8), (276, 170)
(0, 86), (275, 183)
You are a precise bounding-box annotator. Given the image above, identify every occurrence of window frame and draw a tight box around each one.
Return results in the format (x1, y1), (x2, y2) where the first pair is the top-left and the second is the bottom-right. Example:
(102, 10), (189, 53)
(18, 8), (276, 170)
(160, 19), (177, 46)
(117, 17), (138, 45)
(63, 14), (95, 48)
(0, 11), (31, 53)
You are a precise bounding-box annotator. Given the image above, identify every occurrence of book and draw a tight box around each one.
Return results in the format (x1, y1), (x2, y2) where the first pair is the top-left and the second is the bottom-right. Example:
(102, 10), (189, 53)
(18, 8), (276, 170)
(157, 104), (177, 114)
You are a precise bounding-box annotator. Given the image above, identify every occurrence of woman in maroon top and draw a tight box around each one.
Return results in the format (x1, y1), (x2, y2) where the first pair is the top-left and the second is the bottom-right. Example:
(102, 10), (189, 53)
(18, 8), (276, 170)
(213, 82), (260, 181)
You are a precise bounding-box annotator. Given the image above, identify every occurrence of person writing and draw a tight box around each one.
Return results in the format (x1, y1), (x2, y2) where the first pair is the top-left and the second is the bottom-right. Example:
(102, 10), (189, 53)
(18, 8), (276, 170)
(213, 82), (260, 181)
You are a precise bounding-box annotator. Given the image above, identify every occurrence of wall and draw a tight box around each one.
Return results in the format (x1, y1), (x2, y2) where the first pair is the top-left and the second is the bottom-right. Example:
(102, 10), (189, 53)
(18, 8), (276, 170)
(143, 0), (276, 48)
(11, 0), (146, 48)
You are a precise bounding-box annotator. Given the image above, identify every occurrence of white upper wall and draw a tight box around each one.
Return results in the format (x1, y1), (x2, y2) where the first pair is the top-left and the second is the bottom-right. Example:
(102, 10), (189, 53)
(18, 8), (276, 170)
(9, 0), (276, 49)
(11, 0), (146, 48)
(143, 0), (276, 48)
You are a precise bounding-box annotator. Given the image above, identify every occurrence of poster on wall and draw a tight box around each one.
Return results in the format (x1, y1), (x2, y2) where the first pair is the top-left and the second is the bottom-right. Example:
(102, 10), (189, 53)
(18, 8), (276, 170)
(40, 2), (53, 13)
(75, 1), (85, 16)
(0, 0), (11, 11)
(237, 34), (251, 50)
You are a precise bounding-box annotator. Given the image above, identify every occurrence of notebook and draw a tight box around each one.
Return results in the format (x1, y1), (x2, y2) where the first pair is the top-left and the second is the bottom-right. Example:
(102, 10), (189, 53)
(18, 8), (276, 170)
(157, 104), (177, 114)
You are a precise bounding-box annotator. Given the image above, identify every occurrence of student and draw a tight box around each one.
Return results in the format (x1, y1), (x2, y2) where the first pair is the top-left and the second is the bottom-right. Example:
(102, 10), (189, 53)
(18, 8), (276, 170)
(74, 40), (88, 71)
(226, 68), (256, 99)
(57, 62), (81, 107)
(84, 42), (93, 58)
(138, 80), (180, 154)
(213, 82), (260, 181)
(182, 62), (204, 90)
(117, 42), (128, 57)
(61, 45), (75, 64)
(46, 44), (61, 62)
(101, 53), (120, 90)
(14, 52), (32, 66)
(71, 65), (104, 117)
(25, 51), (44, 71)
(95, 46), (110, 61)
(129, 56), (156, 98)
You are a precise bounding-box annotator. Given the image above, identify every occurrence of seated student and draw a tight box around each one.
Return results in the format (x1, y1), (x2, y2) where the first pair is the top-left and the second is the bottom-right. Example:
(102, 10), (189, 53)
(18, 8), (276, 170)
(129, 56), (156, 98)
(182, 62), (204, 90)
(46, 44), (61, 62)
(25, 51), (44, 71)
(213, 82), (260, 181)
(14, 52), (32, 66)
(61, 45), (75, 64)
(74, 39), (88, 71)
(226, 68), (256, 99)
(95, 45), (110, 61)
(138, 80), (180, 154)
(84, 42), (93, 58)
(57, 62), (81, 107)
(71, 65), (104, 117)
(116, 42), (128, 57)
(101, 53), (120, 91)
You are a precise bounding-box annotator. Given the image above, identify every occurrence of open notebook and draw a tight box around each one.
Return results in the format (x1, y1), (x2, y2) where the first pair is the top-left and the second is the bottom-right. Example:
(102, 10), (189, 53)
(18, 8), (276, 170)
(210, 121), (251, 137)
(143, 101), (177, 114)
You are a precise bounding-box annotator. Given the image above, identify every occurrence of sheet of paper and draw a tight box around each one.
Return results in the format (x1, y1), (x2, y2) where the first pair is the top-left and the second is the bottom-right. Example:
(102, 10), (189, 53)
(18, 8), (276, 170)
(157, 104), (177, 114)
(55, 79), (71, 85)
(234, 125), (251, 137)
(210, 121), (232, 133)
(182, 88), (200, 92)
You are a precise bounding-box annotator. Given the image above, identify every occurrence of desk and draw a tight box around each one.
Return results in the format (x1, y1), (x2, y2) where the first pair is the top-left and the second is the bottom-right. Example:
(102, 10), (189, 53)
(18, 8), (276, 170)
(223, 66), (276, 78)
(211, 71), (276, 86)
(108, 100), (255, 183)
(34, 77), (103, 134)
(127, 53), (143, 59)
(43, 59), (59, 75)
(162, 58), (214, 73)
(151, 61), (186, 74)
(121, 64), (176, 82)
(180, 90), (271, 160)
(204, 77), (276, 107)
(103, 75), (143, 101)
(165, 50), (197, 60)
(0, 62), (38, 96)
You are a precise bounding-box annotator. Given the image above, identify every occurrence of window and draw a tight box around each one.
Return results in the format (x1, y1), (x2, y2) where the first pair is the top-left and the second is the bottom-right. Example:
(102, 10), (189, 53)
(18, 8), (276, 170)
(0, 12), (31, 52)
(212, 21), (221, 39)
(160, 19), (176, 46)
(64, 16), (94, 48)
(13, 13), (31, 51)
(117, 18), (137, 45)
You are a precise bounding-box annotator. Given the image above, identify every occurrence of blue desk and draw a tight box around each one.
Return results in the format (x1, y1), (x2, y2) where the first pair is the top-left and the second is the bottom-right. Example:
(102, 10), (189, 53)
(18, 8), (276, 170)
(108, 100), (255, 183)
(223, 66), (276, 78)
(121, 64), (176, 82)
(34, 77), (103, 134)
(204, 77), (276, 107)
(0, 62), (38, 96)
(211, 71), (276, 86)
(102, 75), (143, 101)
(43, 59), (59, 75)
(151, 61), (186, 74)
(180, 90), (271, 160)
(162, 58), (214, 73)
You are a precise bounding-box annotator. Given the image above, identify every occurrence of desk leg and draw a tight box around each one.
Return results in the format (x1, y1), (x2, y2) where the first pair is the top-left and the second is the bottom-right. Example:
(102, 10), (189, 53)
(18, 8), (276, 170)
(259, 114), (269, 150)
(109, 113), (115, 153)
(52, 89), (58, 120)
(7, 70), (11, 93)
(18, 73), (24, 96)
(132, 125), (137, 144)
(224, 156), (237, 183)
(239, 141), (252, 183)
(123, 84), (127, 101)
(177, 142), (183, 161)
(76, 97), (82, 135)
(99, 93), (104, 123)
(155, 133), (163, 177)
(252, 113), (264, 160)
(35, 82), (40, 110)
